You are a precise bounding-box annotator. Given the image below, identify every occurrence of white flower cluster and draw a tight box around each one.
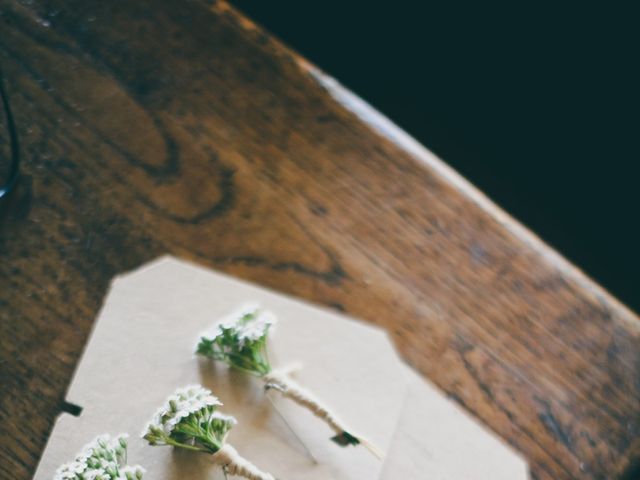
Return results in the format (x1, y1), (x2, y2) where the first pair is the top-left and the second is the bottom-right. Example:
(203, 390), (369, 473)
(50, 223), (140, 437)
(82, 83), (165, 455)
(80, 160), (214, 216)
(54, 434), (144, 480)
(237, 309), (275, 344)
(144, 385), (223, 436)
(207, 305), (276, 346)
(211, 410), (238, 424)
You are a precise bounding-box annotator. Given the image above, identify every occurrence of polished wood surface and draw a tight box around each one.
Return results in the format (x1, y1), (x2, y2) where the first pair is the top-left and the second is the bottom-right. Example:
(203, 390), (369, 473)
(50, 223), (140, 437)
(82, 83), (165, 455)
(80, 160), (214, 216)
(0, 1), (638, 478)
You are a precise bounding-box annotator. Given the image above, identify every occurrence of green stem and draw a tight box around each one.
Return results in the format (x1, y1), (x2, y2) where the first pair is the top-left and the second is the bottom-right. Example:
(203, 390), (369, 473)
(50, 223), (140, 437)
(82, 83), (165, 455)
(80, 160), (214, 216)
(163, 437), (208, 453)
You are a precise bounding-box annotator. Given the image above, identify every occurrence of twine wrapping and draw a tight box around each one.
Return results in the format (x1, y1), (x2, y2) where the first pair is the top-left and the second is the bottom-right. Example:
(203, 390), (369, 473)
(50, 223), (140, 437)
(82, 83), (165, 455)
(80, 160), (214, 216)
(212, 444), (275, 480)
(263, 364), (383, 458)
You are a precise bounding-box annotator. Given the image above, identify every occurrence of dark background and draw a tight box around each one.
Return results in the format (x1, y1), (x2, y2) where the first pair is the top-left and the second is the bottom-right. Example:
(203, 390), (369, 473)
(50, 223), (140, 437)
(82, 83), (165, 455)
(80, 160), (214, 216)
(230, 1), (639, 312)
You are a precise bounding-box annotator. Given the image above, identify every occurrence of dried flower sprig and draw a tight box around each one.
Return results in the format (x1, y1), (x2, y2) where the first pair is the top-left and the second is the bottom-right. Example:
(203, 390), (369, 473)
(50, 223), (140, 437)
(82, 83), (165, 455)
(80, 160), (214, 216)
(142, 385), (275, 480)
(196, 306), (382, 458)
(196, 306), (274, 376)
(54, 433), (144, 480)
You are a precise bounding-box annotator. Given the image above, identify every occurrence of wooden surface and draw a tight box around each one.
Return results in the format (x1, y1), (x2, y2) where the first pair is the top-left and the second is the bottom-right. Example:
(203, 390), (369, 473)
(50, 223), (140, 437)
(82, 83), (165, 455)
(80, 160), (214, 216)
(0, 1), (638, 478)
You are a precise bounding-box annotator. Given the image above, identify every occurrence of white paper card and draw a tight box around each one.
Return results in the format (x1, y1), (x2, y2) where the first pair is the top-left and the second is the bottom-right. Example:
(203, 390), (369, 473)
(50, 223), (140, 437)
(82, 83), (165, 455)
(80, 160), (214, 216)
(34, 256), (528, 479)
(34, 256), (408, 480)
(381, 368), (528, 479)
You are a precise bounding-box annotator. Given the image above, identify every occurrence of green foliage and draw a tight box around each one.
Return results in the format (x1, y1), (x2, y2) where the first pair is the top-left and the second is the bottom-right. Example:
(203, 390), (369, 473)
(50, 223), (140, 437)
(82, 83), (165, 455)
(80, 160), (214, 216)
(196, 308), (274, 376)
(143, 386), (237, 455)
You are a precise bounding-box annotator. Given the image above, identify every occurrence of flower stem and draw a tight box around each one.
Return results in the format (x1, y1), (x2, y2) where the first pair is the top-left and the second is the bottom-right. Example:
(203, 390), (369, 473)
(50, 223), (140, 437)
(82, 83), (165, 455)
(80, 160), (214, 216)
(212, 444), (275, 480)
(262, 366), (383, 460)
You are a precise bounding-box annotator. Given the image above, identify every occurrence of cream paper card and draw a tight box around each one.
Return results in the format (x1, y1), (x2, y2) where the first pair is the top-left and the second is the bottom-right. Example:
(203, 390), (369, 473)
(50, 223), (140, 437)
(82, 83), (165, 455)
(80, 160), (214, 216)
(34, 256), (528, 479)
(34, 256), (408, 480)
(382, 367), (528, 479)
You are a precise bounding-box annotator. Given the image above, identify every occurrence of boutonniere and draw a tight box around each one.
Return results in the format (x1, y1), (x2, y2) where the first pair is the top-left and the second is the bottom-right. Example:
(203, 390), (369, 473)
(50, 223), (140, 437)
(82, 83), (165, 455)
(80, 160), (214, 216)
(54, 434), (144, 480)
(142, 385), (276, 480)
(196, 306), (382, 458)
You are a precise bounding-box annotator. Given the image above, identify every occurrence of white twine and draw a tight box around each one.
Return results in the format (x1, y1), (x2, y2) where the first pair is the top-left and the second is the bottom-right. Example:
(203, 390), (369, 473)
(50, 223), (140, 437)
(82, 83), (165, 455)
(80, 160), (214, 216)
(262, 364), (383, 459)
(212, 444), (275, 480)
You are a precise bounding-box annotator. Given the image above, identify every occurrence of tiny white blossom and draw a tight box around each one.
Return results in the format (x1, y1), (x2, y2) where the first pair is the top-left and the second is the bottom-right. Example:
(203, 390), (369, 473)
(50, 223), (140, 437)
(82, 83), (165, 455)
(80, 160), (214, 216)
(144, 386), (221, 436)
(54, 433), (143, 480)
(84, 468), (106, 480)
(143, 385), (237, 454)
(196, 306), (276, 376)
(211, 411), (238, 425)
(120, 465), (145, 480)
(237, 310), (275, 344)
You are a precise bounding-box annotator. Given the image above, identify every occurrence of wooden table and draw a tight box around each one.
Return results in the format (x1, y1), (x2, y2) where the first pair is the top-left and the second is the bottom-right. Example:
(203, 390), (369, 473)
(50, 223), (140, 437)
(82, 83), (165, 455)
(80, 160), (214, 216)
(1, 1), (638, 478)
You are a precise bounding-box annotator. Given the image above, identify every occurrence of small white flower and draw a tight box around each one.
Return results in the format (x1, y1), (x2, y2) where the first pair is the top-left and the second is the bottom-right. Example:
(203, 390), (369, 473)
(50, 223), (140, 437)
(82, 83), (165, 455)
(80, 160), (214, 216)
(84, 468), (106, 480)
(144, 386), (222, 436)
(143, 385), (236, 454)
(211, 411), (238, 425)
(54, 461), (84, 480)
(200, 304), (261, 342)
(120, 465), (146, 480)
(55, 433), (141, 480)
(213, 304), (249, 331)
(237, 310), (275, 344)
(196, 306), (275, 376)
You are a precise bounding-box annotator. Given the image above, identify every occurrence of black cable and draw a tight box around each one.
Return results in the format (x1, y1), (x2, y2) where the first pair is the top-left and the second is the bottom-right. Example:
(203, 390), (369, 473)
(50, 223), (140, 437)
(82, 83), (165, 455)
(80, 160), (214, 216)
(0, 63), (20, 200)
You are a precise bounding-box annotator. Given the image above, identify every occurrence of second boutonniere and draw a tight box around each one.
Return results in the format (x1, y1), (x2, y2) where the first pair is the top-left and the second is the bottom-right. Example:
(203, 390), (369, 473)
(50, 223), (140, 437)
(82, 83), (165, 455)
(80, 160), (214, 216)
(142, 385), (276, 480)
(196, 305), (382, 458)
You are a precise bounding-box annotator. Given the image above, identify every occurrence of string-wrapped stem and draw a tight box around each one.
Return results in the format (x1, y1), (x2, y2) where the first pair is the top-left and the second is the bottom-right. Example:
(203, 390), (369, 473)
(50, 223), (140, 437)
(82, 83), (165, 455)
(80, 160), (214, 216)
(263, 365), (383, 459)
(213, 444), (275, 480)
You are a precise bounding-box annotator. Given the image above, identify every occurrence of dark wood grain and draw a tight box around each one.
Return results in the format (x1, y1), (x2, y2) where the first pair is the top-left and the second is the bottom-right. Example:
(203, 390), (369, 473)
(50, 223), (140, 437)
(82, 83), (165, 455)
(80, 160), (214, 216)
(0, 1), (638, 478)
